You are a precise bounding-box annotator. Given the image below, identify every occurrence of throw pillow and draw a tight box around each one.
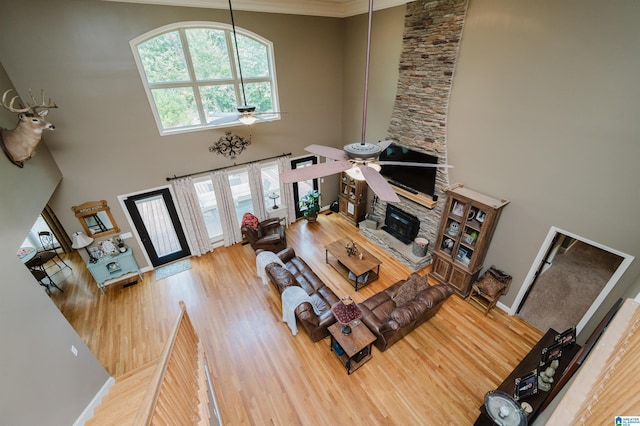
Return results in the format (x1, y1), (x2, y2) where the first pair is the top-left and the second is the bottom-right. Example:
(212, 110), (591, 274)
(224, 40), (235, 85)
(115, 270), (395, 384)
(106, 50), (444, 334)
(392, 276), (416, 306)
(477, 273), (506, 298)
(391, 274), (430, 307)
(241, 212), (259, 231)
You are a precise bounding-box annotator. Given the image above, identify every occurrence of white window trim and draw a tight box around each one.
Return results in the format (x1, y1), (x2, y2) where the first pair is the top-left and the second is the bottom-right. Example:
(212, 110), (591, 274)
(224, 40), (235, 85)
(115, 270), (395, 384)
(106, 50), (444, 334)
(130, 21), (280, 136)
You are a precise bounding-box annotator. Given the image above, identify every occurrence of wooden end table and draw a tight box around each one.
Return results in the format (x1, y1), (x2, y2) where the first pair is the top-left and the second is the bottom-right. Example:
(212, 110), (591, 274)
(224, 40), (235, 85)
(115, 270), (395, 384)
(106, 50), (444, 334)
(328, 322), (376, 374)
(325, 237), (381, 291)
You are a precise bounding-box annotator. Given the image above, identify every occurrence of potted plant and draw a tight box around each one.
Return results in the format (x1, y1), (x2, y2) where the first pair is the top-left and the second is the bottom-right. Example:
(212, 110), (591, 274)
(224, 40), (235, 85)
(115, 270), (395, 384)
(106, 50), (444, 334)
(300, 190), (321, 222)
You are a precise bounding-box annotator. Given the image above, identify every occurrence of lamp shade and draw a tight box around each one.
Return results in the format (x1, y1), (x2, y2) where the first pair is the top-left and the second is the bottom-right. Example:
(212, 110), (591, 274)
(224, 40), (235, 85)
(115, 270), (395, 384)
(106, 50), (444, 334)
(71, 231), (94, 249)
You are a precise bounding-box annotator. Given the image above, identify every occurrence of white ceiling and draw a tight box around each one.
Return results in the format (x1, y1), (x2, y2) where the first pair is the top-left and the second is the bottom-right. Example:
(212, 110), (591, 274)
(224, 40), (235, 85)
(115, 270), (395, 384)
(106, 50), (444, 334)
(100, 0), (409, 18)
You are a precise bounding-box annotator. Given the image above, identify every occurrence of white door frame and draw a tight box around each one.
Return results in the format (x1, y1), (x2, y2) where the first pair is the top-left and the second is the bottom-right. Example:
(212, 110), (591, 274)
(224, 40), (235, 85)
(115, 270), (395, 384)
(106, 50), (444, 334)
(510, 226), (634, 334)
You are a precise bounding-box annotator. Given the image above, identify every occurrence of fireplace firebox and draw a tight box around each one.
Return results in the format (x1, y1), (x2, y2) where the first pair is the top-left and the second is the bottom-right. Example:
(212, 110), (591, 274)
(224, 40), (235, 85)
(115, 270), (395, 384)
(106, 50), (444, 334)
(382, 204), (420, 244)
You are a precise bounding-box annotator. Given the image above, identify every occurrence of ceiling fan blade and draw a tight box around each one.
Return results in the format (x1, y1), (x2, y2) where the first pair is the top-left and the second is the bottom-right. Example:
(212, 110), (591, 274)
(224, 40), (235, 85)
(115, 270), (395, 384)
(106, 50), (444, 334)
(304, 145), (349, 161)
(359, 165), (401, 203)
(210, 113), (241, 125)
(376, 140), (394, 151)
(280, 160), (352, 183)
(378, 161), (453, 168)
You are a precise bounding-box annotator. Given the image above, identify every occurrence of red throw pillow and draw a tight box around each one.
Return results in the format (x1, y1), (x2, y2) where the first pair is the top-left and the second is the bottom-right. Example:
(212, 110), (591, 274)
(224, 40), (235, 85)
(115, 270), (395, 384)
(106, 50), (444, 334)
(241, 212), (259, 231)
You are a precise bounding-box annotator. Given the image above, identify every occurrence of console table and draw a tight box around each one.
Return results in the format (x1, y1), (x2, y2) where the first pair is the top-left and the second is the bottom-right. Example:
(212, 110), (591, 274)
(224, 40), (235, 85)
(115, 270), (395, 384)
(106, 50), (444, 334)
(86, 248), (142, 294)
(474, 328), (581, 424)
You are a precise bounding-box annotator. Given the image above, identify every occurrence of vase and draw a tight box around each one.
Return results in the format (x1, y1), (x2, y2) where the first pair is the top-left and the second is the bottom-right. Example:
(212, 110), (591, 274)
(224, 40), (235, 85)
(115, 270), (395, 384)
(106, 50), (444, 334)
(305, 214), (317, 222)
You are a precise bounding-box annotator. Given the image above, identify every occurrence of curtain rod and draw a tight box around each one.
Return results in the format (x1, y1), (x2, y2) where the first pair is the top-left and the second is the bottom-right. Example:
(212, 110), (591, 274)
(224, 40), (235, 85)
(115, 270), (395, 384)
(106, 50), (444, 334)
(166, 152), (292, 181)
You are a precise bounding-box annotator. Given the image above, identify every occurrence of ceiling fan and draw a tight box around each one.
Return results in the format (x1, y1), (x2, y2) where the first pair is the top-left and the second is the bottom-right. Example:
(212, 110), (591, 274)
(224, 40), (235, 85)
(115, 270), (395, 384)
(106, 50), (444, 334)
(280, 0), (452, 203)
(212, 0), (284, 126)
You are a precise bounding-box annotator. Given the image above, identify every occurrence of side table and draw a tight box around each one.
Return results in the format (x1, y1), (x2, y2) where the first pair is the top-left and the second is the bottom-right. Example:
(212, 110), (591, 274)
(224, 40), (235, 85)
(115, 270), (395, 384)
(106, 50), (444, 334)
(86, 248), (142, 294)
(329, 322), (376, 374)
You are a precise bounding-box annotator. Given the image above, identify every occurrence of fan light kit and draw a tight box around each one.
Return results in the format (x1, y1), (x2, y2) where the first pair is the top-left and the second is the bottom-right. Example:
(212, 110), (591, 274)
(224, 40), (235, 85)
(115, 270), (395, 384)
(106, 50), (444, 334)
(278, 0), (452, 202)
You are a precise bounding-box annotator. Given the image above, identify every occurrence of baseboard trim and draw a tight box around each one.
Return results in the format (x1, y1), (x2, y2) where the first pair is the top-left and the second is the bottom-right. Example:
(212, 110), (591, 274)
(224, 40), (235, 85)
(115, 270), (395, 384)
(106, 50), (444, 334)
(73, 376), (115, 426)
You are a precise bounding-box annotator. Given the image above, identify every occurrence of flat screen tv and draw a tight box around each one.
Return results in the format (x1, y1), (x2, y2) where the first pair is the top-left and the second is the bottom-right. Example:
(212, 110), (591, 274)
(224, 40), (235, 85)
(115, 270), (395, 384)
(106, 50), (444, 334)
(378, 143), (439, 197)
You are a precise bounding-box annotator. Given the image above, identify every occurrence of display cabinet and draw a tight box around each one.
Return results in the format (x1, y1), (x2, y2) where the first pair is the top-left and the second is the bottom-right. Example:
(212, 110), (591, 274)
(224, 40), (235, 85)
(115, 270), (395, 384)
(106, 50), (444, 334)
(338, 172), (368, 226)
(430, 184), (509, 297)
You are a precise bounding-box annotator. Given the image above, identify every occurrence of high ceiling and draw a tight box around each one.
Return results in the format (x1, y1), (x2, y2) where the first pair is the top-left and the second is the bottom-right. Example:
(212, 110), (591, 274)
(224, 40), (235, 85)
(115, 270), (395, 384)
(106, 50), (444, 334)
(99, 0), (409, 18)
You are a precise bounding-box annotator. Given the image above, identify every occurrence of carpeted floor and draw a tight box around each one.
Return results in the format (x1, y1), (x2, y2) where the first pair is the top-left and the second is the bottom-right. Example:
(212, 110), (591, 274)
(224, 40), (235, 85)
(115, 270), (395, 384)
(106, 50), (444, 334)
(154, 259), (192, 281)
(518, 240), (623, 332)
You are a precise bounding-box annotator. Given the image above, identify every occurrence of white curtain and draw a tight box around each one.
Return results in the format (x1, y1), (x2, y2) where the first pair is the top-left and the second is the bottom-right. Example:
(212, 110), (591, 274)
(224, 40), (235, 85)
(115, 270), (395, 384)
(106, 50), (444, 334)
(212, 170), (242, 246)
(247, 162), (268, 220)
(171, 178), (213, 256)
(277, 156), (296, 225)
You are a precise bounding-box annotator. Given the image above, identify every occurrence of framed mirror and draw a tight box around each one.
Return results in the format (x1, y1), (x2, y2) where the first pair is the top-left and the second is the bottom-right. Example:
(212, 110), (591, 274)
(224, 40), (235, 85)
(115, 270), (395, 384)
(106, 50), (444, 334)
(71, 200), (120, 238)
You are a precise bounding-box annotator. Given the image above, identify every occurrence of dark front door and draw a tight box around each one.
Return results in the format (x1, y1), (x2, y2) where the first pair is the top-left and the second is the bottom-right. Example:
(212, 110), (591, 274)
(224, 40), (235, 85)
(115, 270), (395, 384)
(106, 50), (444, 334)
(291, 156), (319, 219)
(124, 188), (190, 267)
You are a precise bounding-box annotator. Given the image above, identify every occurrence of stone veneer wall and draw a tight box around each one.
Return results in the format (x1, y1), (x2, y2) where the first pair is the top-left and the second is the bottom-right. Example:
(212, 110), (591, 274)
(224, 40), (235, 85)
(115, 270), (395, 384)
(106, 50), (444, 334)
(370, 0), (469, 257)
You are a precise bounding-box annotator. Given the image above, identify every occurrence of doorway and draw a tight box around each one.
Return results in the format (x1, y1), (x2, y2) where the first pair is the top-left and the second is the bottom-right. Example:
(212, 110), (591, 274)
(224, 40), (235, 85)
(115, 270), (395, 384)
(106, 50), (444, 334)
(290, 156), (318, 219)
(512, 226), (634, 333)
(123, 188), (191, 267)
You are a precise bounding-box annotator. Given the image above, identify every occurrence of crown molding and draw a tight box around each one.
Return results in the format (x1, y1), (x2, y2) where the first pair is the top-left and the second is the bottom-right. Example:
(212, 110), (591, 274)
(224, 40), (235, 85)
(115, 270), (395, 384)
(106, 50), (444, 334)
(99, 0), (409, 18)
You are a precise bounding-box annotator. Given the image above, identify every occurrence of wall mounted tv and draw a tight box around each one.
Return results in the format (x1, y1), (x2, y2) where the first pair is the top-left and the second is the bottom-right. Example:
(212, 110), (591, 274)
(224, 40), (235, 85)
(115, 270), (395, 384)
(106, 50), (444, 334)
(379, 143), (439, 197)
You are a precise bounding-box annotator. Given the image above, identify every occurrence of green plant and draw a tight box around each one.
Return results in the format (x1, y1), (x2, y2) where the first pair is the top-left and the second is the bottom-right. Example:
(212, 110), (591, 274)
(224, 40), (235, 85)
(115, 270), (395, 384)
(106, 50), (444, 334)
(300, 190), (321, 218)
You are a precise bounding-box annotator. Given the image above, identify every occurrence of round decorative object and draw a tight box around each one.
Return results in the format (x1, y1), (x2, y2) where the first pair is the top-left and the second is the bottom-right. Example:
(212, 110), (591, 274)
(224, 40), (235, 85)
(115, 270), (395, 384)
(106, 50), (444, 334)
(484, 390), (528, 426)
(341, 325), (352, 335)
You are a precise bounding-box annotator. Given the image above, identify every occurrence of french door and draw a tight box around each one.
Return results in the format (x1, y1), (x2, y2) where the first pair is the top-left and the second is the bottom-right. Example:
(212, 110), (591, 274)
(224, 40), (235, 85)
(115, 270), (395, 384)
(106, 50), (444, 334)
(291, 156), (319, 219)
(123, 188), (190, 267)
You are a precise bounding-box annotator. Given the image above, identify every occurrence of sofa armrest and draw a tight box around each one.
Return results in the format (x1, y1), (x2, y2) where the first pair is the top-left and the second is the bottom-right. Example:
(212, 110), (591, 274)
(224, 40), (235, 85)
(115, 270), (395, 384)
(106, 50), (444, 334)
(415, 284), (454, 308)
(296, 302), (320, 327)
(277, 247), (296, 263)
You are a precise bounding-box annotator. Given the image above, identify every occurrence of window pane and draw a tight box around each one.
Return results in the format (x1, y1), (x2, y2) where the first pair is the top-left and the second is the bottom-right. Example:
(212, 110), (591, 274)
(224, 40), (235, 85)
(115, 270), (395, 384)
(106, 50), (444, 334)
(228, 171), (254, 224)
(194, 178), (223, 240)
(261, 162), (280, 209)
(186, 28), (232, 81)
(245, 82), (273, 112)
(200, 85), (238, 123)
(237, 34), (269, 78)
(138, 31), (189, 83)
(151, 87), (200, 129)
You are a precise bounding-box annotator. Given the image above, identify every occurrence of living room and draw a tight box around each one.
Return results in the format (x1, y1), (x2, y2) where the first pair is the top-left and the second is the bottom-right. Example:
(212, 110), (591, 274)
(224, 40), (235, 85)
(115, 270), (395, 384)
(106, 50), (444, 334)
(1, 0), (639, 425)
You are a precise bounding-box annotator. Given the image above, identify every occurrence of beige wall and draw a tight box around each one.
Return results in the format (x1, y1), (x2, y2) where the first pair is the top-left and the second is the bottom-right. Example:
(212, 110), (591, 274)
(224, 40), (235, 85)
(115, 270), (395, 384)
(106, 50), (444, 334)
(447, 0), (640, 335)
(0, 63), (110, 424)
(0, 0), (346, 269)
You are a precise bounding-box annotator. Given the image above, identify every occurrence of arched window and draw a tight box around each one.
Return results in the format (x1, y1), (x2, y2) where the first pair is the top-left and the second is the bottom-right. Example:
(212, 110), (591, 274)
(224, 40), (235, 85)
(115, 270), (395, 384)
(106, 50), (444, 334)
(131, 22), (280, 135)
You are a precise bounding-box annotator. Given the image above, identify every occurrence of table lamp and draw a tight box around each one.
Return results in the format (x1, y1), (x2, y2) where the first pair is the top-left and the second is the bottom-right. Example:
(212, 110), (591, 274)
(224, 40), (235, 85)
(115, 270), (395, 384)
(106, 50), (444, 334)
(71, 231), (96, 262)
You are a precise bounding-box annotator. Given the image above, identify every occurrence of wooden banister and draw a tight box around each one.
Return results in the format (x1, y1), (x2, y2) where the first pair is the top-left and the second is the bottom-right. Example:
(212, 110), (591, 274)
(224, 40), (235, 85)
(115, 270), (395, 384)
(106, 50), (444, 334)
(133, 300), (210, 426)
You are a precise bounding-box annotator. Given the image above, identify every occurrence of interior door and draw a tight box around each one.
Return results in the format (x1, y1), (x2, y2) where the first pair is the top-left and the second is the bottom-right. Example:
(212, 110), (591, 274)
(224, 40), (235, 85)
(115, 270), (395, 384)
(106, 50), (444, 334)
(291, 156), (318, 219)
(123, 188), (191, 267)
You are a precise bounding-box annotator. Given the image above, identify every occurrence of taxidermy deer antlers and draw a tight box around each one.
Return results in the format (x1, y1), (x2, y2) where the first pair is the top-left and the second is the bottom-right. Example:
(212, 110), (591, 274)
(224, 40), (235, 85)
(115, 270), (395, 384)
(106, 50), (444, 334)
(1, 89), (57, 168)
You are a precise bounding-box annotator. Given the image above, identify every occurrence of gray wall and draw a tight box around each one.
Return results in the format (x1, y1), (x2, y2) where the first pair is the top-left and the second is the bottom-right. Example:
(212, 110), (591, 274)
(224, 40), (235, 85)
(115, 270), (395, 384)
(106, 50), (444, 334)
(0, 63), (110, 425)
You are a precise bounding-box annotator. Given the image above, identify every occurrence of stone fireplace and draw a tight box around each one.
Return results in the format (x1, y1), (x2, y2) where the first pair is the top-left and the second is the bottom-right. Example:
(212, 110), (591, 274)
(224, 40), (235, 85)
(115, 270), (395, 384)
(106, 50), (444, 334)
(383, 204), (420, 244)
(360, 0), (469, 271)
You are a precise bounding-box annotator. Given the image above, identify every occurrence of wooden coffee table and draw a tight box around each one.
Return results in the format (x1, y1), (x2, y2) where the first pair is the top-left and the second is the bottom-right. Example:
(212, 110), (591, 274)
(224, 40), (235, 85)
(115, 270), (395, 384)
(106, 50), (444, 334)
(328, 322), (376, 374)
(325, 237), (381, 291)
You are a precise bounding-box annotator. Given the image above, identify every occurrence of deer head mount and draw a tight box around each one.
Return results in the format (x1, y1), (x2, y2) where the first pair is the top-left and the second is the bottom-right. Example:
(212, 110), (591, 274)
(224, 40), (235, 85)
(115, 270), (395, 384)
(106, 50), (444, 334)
(1, 89), (57, 168)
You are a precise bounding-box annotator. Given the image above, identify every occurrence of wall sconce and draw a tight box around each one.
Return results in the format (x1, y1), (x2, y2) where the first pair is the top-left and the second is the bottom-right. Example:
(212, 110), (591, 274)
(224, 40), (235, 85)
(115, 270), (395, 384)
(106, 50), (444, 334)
(209, 131), (251, 159)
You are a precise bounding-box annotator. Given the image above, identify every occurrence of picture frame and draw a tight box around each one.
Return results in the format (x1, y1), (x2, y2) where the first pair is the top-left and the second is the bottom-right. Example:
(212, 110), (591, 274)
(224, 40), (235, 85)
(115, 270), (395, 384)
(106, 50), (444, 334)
(555, 326), (577, 347)
(451, 201), (465, 217)
(541, 341), (563, 364)
(514, 369), (538, 401)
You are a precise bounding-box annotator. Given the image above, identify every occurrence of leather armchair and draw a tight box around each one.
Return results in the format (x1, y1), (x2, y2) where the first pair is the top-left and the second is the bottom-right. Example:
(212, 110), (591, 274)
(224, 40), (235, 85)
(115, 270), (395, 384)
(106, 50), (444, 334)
(241, 217), (287, 252)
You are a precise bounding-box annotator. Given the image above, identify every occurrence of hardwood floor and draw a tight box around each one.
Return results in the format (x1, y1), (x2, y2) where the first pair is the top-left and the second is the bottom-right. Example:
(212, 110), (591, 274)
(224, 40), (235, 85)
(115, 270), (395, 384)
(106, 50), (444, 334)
(50, 212), (542, 425)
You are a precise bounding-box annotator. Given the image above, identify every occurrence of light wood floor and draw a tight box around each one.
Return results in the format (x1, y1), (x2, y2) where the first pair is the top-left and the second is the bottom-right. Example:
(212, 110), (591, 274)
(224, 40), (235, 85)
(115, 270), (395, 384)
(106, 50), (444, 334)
(50, 212), (542, 425)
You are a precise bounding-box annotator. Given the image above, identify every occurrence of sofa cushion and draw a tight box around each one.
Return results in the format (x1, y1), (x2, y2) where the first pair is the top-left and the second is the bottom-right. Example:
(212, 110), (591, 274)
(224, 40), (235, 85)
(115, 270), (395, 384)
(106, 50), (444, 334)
(389, 300), (426, 327)
(416, 284), (455, 309)
(391, 274), (430, 306)
(266, 264), (297, 293)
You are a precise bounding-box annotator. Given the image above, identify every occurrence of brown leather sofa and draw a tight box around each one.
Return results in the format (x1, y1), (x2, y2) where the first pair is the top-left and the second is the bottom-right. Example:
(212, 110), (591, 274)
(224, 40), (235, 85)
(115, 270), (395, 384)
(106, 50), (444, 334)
(358, 273), (454, 351)
(262, 248), (339, 342)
